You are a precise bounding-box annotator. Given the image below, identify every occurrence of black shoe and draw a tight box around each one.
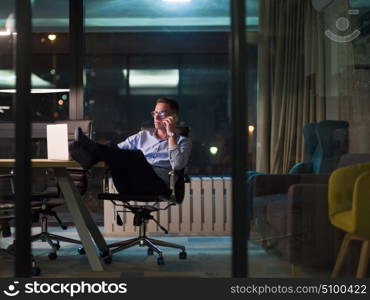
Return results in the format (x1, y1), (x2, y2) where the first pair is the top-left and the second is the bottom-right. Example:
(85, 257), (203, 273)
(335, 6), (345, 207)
(75, 127), (100, 156)
(69, 141), (98, 169)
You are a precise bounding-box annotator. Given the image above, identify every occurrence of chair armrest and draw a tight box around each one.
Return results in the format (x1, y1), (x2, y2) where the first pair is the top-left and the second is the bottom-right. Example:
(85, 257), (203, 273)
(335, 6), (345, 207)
(288, 162), (313, 174)
(287, 183), (330, 237)
(254, 174), (301, 196)
(287, 183), (329, 218)
(299, 173), (330, 184)
(168, 169), (176, 200)
(254, 173), (330, 197)
(353, 170), (370, 237)
(286, 183), (338, 266)
(329, 162), (370, 218)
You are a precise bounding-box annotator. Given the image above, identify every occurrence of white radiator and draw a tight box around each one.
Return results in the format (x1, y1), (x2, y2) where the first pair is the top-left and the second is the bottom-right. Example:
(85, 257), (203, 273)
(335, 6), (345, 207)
(103, 177), (232, 236)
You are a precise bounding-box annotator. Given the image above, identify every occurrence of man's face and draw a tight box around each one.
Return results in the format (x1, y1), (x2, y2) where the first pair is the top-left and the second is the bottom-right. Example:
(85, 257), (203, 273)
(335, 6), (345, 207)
(152, 102), (174, 130)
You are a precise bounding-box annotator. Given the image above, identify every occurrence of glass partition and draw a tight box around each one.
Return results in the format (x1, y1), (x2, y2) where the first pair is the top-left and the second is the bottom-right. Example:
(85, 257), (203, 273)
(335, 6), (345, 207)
(31, 0), (70, 123)
(0, 0), (15, 278)
(248, 0), (370, 277)
(84, 0), (248, 277)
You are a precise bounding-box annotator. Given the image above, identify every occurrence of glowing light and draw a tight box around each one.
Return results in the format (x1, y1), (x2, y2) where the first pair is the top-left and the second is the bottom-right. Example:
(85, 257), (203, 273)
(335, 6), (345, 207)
(127, 69), (179, 88)
(58, 99), (64, 106)
(209, 146), (218, 155)
(248, 125), (255, 134)
(0, 30), (11, 36)
(0, 89), (70, 94)
(48, 34), (56, 41)
(163, 0), (191, 3)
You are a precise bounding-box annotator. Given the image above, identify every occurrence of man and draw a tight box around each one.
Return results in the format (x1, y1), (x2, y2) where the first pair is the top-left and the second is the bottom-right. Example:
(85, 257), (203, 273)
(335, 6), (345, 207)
(69, 97), (192, 197)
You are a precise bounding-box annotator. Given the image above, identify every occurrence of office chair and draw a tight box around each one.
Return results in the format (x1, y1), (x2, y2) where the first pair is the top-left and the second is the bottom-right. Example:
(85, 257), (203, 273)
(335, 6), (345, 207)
(6, 121), (92, 260)
(328, 162), (370, 278)
(31, 121), (93, 259)
(97, 127), (190, 265)
(0, 174), (41, 276)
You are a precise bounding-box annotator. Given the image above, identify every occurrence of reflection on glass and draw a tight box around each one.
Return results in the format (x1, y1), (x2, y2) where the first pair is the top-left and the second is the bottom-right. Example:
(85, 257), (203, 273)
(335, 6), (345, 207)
(248, 0), (370, 279)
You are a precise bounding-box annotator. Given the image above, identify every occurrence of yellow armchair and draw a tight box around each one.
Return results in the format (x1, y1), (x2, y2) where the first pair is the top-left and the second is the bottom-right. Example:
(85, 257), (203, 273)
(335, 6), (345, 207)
(328, 162), (370, 278)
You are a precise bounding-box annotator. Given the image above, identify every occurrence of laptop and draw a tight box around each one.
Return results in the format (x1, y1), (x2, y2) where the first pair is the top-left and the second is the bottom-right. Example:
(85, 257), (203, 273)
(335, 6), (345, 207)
(46, 124), (69, 160)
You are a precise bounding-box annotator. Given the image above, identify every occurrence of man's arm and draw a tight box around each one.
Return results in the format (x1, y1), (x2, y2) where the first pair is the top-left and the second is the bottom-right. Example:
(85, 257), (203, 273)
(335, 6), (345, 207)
(116, 132), (140, 150)
(169, 137), (192, 170)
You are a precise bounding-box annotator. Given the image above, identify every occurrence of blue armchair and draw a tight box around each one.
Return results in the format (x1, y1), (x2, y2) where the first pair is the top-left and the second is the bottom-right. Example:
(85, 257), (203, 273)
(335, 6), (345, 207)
(247, 120), (349, 218)
(289, 120), (349, 174)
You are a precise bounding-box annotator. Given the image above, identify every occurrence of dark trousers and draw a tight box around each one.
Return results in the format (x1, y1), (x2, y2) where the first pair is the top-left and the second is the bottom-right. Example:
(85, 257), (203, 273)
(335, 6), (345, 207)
(98, 142), (171, 197)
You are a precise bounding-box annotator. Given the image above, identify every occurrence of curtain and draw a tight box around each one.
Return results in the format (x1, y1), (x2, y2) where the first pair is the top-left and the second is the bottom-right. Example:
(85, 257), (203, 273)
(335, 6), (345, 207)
(257, 0), (326, 173)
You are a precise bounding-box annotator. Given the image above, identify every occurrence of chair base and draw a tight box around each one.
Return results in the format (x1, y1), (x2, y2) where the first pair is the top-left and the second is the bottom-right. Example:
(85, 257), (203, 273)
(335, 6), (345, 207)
(109, 236), (185, 255)
(108, 235), (186, 265)
(30, 232), (82, 254)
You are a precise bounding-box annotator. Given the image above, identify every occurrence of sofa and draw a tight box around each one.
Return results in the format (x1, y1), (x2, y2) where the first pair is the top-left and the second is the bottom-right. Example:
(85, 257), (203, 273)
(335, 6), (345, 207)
(252, 153), (370, 272)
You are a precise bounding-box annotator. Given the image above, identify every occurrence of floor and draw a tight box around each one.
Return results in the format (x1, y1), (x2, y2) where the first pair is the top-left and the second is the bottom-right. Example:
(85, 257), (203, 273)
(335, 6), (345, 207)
(0, 227), (331, 278)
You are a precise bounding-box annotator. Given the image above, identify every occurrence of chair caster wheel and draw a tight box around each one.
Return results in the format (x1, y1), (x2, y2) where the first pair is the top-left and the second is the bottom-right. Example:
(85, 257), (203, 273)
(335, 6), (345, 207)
(179, 251), (187, 259)
(31, 267), (41, 276)
(2, 225), (11, 237)
(99, 250), (110, 257)
(103, 255), (112, 264)
(48, 252), (57, 260)
(157, 256), (165, 265)
(99, 250), (112, 264)
(61, 225), (68, 230)
(78, 247), (86, 255)
(147, 248), (154, 256)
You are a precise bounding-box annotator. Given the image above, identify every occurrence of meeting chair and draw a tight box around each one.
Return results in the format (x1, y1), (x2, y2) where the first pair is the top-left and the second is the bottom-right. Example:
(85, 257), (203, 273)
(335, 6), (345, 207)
(5, 121), (93, 260)
(328, 162), (370, 278)
(289, 120), (349, 174)
(0, 174), (41, 276)
(97, 127), (190, 265)
(31, 120), (93, 259)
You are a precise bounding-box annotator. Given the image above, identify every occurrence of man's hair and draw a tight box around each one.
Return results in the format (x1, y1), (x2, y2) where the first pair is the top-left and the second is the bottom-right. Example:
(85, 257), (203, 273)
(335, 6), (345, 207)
(156, 97), (179, 114)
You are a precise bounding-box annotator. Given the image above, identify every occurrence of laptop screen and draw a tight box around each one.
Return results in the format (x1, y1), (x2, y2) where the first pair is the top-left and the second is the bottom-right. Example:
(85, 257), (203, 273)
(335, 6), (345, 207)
(46, 124), (69, 160)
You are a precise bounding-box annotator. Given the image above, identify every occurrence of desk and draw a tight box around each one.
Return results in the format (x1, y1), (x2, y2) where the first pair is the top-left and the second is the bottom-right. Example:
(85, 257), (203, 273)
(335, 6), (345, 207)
(0, 159), (108, 271)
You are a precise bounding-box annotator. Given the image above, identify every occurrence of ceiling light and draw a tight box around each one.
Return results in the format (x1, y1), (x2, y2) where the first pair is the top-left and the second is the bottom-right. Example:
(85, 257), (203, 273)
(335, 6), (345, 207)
(127, 69), (179, 88)
(0, 89), (70, 94)
(162, 0), (191, 3)
(0, 70), (54, 88)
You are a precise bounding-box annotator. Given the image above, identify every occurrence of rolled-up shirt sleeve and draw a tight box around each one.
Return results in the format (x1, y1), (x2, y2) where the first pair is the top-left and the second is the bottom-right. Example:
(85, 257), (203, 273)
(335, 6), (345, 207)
(117, 132), (140, 150)
(168, 137), (192, 170)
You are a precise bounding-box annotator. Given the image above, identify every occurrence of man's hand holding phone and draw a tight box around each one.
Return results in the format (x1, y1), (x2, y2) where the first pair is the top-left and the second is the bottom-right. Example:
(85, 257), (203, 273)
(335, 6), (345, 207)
(163, 115), (177, 137)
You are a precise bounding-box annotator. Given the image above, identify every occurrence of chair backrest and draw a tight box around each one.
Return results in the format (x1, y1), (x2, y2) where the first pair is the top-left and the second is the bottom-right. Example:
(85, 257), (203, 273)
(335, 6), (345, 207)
(173, 127), (190, 203)
(313, 120), (349, 173)
(140, 125), (190, 203)
(302, 123), (319, 163)
(336, 153), (370, 169)
(55, 120), (93, 139)
(291, 120), (349, 174)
